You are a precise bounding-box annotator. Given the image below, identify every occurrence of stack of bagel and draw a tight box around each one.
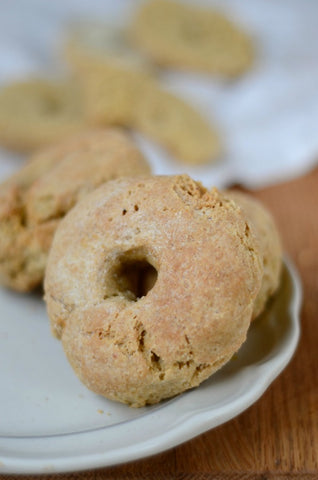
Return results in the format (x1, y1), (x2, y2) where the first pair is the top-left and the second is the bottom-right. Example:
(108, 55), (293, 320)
(0, 128), (282, 407)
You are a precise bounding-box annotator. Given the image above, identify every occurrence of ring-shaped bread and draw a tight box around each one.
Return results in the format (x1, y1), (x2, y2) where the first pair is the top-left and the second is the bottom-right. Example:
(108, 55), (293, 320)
(45, 175), (262, 406)
(0, 128), (149, 291)
(129, 0), (253, 77)
(0, 79), (85, 152)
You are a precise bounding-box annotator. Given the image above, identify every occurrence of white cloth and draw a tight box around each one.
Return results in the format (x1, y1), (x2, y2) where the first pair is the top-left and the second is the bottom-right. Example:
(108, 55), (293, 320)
(1, 0), (318, 189)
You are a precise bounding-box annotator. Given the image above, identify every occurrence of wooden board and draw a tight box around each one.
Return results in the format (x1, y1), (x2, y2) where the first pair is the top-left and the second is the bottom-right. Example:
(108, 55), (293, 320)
(3, 168), (318, 480)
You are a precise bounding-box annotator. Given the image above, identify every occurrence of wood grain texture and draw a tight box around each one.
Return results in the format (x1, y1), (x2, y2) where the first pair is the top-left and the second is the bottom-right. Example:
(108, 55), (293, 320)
(3, 168), (318, 480)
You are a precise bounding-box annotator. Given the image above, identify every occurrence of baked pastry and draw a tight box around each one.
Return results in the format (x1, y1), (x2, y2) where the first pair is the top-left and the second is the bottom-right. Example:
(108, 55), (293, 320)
(82, 68), (220, 164)
(0, 128), (150, 291)
(44, 175), (263, 407)
(129, 0), (253, 77)
(133, 82), (220, 165)
(73, 61), (150, 127)
(0, 79), (85, 152)
(72, 63), (220, 164)
(65, 22), (220, 165)
(65, 21), (152, 126)
(226, 191), (282, 318)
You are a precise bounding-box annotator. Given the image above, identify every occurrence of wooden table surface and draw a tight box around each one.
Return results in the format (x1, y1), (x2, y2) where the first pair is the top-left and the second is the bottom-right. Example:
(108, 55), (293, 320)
(4, 168), (318, 480)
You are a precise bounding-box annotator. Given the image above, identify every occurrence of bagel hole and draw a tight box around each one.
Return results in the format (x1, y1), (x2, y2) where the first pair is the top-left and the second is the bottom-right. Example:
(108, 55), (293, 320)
(107, 249), (158, 302)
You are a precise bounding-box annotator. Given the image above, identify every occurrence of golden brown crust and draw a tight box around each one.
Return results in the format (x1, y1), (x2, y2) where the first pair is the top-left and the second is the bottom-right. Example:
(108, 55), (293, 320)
(44, 175), (263, 407)
(226, 190), (282, 318)
(0, 79), (86, 152)
(0, 128), (150, 291)
(129, 0), (253, 77)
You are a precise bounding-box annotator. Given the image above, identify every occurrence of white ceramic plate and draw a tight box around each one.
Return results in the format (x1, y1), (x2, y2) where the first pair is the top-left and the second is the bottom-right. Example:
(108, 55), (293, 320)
(0, 258), (301, 474)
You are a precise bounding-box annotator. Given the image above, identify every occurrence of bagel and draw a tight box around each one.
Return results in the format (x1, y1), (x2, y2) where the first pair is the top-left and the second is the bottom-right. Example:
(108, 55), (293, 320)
(0, 128), (150, 291)
(226, 191), (282, 318)
(133, 82), (220, 165)
(65, 22), (220, 165)
(73, 62), (220, 165)
(73, 61), (150, 127)
(44, 175), (263, 407)
(65, 21), (153, 127)
(129, 0), (253, 77)
(0, 79), (85, 152)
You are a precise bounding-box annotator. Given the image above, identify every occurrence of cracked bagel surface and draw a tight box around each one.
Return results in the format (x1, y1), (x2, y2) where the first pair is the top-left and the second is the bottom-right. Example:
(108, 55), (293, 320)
(44, 175), (263, 407)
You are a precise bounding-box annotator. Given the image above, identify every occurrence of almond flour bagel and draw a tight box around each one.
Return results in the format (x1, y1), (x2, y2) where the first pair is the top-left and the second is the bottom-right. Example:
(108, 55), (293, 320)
(226, 191), (282, 319)
(0, 79), (85, 152)
(65, 22), (220, 165)
(44, 175), (262, 407)
(65, 21), (153, 127)
(0, 128), (149, 291)
(129, 0), (253, 77)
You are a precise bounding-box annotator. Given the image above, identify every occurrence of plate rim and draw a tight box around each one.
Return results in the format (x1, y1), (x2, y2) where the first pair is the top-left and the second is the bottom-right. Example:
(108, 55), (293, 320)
(0, 256), (302, 474)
